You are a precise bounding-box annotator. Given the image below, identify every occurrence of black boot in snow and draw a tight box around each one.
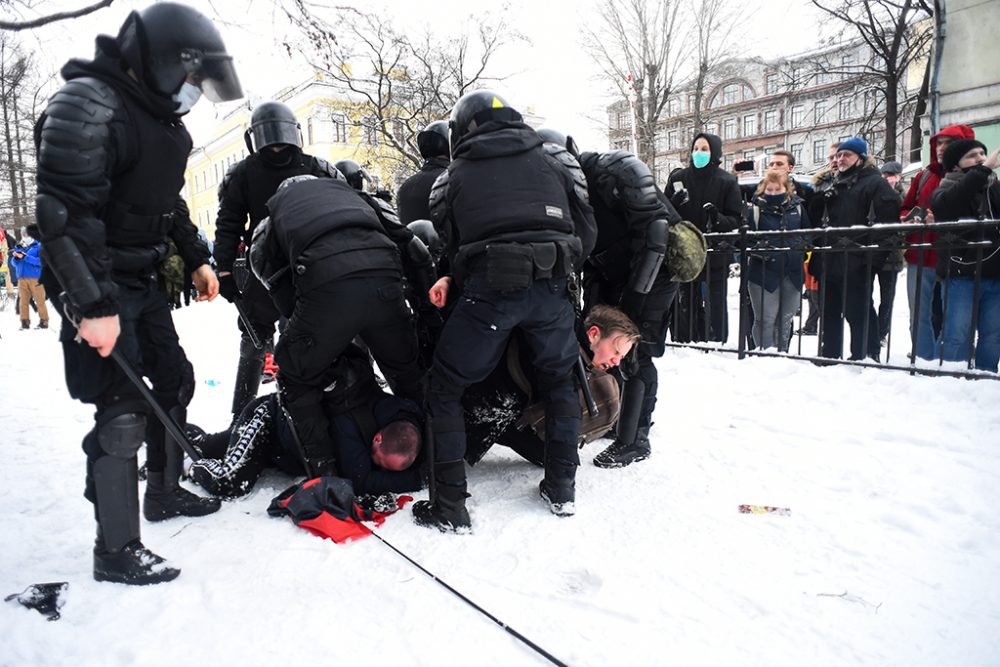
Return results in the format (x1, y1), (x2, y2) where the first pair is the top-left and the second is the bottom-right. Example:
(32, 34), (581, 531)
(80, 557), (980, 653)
(94, 539), (180, 585)
(412, 460), (471, 532)
(539, 441), (577, 516)
(593, 426), (651, 469)
(594, 375), (651, 469)
(144, 426), (221, 521)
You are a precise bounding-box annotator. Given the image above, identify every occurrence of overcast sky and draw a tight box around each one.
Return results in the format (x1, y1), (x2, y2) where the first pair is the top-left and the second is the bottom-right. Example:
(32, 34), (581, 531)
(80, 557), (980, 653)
(16, 0), (831, 151)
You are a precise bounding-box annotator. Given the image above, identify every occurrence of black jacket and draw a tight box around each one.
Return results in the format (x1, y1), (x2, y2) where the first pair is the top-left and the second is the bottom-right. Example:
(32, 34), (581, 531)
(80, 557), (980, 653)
(213, 151), (335, 272)
(34, 36), (208, 317)
(397, 157), (448, 225)
(930, 166), (1000, 279)
(810, 164), (901, 278)
(432, 120), (596, 274)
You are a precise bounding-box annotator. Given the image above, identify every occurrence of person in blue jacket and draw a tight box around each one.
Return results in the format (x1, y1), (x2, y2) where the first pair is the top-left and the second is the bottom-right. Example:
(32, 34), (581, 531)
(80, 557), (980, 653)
(10, 234), (49, 329)
(745, 169), (810, 352)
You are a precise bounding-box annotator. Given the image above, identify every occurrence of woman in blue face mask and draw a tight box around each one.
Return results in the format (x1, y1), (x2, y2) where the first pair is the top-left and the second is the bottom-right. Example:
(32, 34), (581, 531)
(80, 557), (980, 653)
(746, 169), (810, 352)
(665, 132), (744, 343)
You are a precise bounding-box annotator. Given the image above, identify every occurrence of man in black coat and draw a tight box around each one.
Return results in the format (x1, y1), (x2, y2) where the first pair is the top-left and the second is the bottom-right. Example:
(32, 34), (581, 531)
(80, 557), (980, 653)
(811, 137), (901, 361)
(666, 133), (744, 343)
(32, 3), (242, 584)
(412, 90), (597, 530)
(397, 121), (450, 225)
(214, 101), (338, 422)
(250, 174), (434, 478)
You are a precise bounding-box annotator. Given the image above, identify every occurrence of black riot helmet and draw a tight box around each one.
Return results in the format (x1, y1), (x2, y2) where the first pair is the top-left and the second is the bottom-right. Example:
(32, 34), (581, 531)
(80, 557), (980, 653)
(417, 121), (450, 160)
(407, 220), (443, 263)
(116, 2), (242, 102)
(245, 101), (302, 154)
(335, 160), (369, 191)
(536, 128), (580, 159)
(449, 90), (521, 152)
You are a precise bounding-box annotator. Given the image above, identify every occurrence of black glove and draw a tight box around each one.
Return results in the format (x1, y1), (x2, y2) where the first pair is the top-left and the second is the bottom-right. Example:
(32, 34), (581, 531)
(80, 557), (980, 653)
(618, 290), (646, 322)
(671, 188), (690, 209)
(218, 273), (242, 303)
(702, 202), (718, 231)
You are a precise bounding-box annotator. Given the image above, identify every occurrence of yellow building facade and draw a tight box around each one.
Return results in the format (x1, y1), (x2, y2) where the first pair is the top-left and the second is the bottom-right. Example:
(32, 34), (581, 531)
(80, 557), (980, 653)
(183, 74), (412, 242)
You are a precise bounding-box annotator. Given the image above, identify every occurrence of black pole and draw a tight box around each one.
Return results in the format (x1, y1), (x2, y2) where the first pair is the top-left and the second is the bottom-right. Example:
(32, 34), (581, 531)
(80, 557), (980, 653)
(234, 298), (263, 350)
(576, 355), (598, 417)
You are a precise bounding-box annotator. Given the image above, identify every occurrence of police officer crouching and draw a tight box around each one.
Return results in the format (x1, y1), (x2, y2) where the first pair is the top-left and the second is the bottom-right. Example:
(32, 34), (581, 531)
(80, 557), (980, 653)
(250, 173), (434, 478)
(413, 90), (597, 531)
(214, 101), (338, 422)
(33, 3), (243, 584)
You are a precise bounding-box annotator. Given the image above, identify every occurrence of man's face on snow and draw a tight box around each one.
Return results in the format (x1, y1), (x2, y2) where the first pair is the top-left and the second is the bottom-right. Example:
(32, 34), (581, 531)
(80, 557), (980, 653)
(588, 327), (634, 371)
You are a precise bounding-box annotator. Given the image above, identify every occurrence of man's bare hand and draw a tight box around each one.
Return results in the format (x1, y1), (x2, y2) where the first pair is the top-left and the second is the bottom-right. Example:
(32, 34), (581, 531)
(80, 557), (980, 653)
(79, 315), (120, 358)
(429, 276), (452, 309)
(986, 146), (1000, 171)
(191, 264), (219, 301)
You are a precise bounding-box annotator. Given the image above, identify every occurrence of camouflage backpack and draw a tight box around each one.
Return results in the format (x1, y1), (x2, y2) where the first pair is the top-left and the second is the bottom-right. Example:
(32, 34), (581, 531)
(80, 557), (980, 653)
(666, 220), (707, 282)
(158, 241), (186, 306)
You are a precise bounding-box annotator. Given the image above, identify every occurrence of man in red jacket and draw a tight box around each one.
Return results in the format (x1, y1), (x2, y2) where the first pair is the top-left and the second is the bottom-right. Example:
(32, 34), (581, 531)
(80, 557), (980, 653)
(900, 124), (976, 360)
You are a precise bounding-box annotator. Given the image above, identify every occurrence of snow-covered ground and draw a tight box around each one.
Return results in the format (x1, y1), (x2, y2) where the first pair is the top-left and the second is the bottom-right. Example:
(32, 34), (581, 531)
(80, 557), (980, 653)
(2, 286), (999, 667)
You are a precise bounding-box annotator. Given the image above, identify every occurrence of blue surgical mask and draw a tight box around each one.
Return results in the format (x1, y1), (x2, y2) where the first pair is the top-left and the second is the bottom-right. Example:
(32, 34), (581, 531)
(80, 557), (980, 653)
(172, 82), (203, 115)
(692, 151), (711, 169)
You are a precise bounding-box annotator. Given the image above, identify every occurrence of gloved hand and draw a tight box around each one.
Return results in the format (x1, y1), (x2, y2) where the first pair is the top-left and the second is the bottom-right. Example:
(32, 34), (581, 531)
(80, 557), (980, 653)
(217, 272), (242, 303)
(702, 202), (718, 231)
(671, 188), (690, 210)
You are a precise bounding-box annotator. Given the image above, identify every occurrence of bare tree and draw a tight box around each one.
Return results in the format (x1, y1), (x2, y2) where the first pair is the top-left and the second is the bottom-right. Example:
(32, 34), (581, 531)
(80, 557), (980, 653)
(0, 0), (115, 30)
(585, 0), (684, 178)
(689, 0), (739, 135)
(810, 0), (934, 161)
(281, 0), (522, 179)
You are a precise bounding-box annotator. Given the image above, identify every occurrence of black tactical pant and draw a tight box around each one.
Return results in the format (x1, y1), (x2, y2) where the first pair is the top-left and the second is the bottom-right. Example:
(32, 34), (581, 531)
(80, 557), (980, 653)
(276, 275), (422, 466)
(429, 274), (580, 463)
(59, 275), (194, 496)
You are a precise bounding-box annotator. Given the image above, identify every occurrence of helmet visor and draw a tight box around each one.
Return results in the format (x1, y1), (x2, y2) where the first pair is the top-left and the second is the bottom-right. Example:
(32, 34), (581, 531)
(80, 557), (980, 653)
(186, 53), (243, 102)
(252, 120), (302, 150)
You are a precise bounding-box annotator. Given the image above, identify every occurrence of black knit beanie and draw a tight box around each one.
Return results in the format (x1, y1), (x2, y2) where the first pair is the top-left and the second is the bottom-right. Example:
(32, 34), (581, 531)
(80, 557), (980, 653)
(942, 139), (987, 172)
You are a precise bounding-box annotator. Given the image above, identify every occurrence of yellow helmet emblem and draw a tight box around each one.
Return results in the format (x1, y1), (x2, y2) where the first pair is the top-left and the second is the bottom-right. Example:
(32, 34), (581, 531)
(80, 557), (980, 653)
(492, 96), (505, 109)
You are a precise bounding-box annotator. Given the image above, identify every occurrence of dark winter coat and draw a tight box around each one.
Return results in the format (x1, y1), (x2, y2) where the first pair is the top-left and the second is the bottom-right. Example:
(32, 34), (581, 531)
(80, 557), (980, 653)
(665, 132), (743, 271)
(397, 157), (448, 225)
(33, 37), (209, 317)
(10, 240), (43, 280)
(809, 164), (901, 279)
(930, 166), (1000, 279)
(901, 124), (976, 268)
(213, 151), (335, 272)
(745, 194), (808, 292)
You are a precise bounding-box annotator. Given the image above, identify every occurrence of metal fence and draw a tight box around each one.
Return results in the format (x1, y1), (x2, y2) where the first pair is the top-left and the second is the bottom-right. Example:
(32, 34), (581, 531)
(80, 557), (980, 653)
(666, 219), (1000, 380)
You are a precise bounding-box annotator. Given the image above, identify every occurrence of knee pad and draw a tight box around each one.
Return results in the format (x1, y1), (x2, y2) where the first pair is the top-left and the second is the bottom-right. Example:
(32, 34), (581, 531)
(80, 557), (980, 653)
(178, 358), (196, 408)
(97, 413), (146, 458)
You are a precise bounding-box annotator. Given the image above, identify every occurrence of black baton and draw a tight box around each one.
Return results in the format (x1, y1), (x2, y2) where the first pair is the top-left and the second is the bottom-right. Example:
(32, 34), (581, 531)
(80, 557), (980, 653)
(576, 355), (598, 418)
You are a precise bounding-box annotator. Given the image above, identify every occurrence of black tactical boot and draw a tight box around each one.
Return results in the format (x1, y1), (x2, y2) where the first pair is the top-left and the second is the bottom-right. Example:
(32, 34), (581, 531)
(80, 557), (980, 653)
(539, 441), (577, 516)
(94, 536), (180, 585)
(231, 336), (266, 421)
(593, 426), (651, 468)
(413, 460), (471, 532)
(144, 426), (221, 521)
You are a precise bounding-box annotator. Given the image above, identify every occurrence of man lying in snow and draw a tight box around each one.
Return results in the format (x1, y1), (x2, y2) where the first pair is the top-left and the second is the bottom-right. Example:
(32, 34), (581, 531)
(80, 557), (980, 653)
(188, 345), (425, 498)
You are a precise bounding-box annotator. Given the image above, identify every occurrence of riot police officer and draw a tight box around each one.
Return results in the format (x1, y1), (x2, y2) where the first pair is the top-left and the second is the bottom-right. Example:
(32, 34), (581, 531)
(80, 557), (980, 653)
(413, 90), (596, 531)
(397, 121), (450, 224)
(214, 101), (338, 421)
(250, 174), (434, 478)
(538, 130), (681, 468)
(33, 3), (243, 584)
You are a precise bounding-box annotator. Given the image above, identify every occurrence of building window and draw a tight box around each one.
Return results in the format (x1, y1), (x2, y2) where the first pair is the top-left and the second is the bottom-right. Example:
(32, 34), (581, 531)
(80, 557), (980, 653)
(871, 130), (885, 156)
(363, 116), (379, 145)
(765, 73), (778, 95)
(668, 130), (678, 150)
(743, 149), (756, 161)
(791, 66), (804, 85)
(813, 139), (826, 164)
(839, 97), (852, 120)
(791, 143), (803, 165)
(668, 98), (680, 116)
(763, 110), (778, 133)
(687, 94), (696, 112)
(863, 90), (878, 116)
(743, 114), (756, 137)
(332, 113), (348, 143)
(201, 170), (207, 190)
(814, 100), (827, 124)
(722, 118), (736, 140)
(841, 54), (855, 79)
(617, 112), (630, 130)
(790, 105), (804, 128)
(213, 163), (219, 185)
(307, 118), (314, 145)
(193, 174), (199, 192)
(839, 134), (853, 144)
(722, 83), (739, 106)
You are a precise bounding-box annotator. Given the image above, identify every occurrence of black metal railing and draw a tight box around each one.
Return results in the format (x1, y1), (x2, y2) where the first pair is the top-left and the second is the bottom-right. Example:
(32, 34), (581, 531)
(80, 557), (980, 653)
(667, 219), (1000, 380)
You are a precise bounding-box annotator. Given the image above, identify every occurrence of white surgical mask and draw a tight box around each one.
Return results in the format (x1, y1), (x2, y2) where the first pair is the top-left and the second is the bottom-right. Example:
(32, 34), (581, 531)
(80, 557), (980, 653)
(172, 82), (202, 115)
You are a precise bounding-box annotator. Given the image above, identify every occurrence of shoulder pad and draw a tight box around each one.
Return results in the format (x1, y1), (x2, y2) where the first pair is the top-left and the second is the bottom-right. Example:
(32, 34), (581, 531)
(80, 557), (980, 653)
(312, 157), (344, 181)
(37, 78), (121, 180)
(218, 160), (246, 198)
(428, 169), (450, 225)
(598, 151), (659, 211)
(542, 143), (590, 205)
(370, 193), (401, 226)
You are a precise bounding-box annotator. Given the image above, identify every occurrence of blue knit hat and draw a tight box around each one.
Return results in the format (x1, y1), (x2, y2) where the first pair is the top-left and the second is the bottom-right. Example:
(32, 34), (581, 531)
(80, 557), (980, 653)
(838, 137), (868, 159)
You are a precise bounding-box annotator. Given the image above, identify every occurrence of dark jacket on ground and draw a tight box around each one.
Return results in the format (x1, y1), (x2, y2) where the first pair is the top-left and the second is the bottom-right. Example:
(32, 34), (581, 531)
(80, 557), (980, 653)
(213, 151), (335, 272)
(746, 194), (808, 292)
(930, 166), (1000, 279)
(397, 157), (448, 225)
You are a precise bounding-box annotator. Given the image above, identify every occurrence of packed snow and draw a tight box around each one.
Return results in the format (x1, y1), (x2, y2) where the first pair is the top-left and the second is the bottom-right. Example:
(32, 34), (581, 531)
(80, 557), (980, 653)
(1, 285), (999, 667)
